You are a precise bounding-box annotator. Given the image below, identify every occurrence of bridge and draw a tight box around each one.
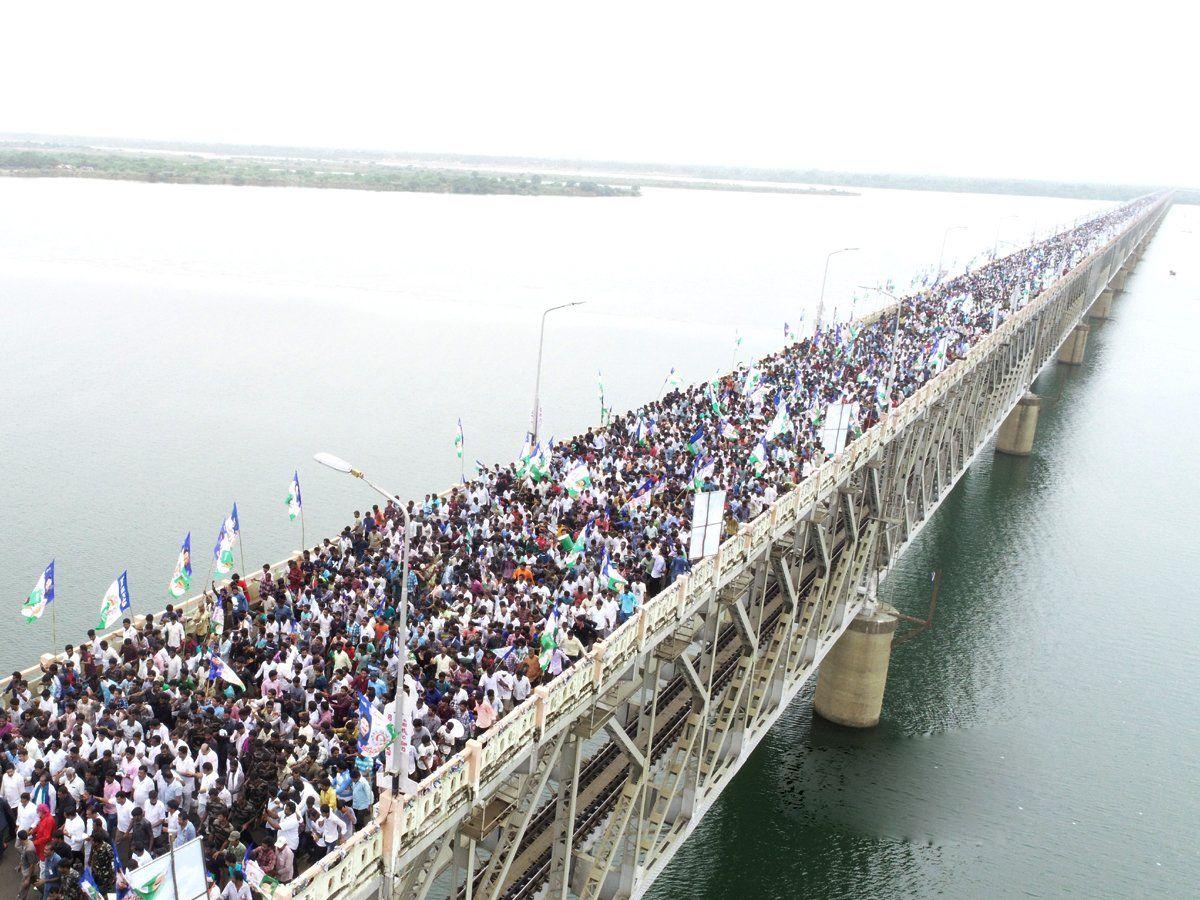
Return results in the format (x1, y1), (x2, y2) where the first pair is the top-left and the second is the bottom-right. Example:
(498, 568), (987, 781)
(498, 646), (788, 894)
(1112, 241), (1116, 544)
(278, 195), (1169, 900)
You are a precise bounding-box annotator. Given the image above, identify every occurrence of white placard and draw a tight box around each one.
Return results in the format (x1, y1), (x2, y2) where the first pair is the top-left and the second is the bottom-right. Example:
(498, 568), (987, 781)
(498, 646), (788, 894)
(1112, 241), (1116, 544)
(125, 837), (208, 900)
(689, 489), (727, 560)
(821, 402), (859, 457)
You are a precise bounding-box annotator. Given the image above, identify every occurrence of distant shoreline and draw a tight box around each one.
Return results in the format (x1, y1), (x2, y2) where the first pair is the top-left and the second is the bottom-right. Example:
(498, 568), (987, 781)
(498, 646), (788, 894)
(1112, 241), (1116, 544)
(0, 146), (854, 199)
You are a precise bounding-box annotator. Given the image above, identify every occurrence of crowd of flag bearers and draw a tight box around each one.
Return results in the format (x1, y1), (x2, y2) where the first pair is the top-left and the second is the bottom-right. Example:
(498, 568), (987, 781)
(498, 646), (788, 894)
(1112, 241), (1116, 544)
(7, 196), (1150, 898)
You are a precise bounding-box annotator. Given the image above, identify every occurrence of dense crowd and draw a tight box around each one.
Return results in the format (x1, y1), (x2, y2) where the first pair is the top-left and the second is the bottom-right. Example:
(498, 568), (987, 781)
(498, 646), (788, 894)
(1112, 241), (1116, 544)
(1, 196), (1152, 897)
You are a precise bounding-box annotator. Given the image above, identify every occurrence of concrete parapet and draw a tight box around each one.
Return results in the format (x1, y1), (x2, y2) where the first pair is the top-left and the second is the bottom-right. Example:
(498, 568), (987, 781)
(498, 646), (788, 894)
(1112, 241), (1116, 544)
(1057, 324), (1089, 366)
(1089, 288), (1115, 321)
(813, 604), (899, 728)
(996, 392), (1042, 456)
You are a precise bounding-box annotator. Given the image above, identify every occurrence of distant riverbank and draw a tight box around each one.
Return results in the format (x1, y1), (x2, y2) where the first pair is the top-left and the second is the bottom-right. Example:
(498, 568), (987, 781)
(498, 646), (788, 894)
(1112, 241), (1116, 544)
(0, 148), (641, 197)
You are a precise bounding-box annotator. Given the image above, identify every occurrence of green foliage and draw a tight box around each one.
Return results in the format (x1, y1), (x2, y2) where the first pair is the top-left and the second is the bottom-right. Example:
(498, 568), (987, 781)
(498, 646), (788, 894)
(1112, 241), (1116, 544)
(0, 148), (639, 198)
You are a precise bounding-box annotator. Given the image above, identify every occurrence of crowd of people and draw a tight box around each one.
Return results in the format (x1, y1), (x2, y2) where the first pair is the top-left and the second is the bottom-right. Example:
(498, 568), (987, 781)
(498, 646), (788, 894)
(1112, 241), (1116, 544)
(2, 196), (1152, 897)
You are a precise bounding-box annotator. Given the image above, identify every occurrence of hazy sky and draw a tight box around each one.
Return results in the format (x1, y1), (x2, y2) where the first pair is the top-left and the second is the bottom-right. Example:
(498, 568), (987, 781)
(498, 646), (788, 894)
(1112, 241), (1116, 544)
(3, 1), (1194, 186)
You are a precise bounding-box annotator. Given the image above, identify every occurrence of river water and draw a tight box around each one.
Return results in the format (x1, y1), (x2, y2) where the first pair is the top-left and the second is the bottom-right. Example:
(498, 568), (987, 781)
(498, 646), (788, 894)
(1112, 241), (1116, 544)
(1, 178), (1195, 896)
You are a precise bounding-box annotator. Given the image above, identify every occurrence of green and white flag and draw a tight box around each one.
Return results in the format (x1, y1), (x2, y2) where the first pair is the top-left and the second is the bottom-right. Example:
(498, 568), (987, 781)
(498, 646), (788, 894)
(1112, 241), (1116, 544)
(600, 549), (627, 590)
(597, 371), (609, 425)
(529, 438), (552, 482)
(22, 560), (55, 624)
(286, 472), (302, 521)
(212, 504), (240, 577)
(455, 418), (464, 460)
(97, 571), (131, 630)
(764, 393), (791, 442)
(748, 437), (769, 477)
(562, 462), (592, 498)
(168, 533), (192, 599)
(558, 521), (590, 564)
(741, 366), (763, 396)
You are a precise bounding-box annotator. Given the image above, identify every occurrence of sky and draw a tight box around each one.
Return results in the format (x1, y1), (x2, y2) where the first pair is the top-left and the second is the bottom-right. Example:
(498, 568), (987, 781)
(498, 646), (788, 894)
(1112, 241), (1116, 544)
(2, 1), (1195, 187)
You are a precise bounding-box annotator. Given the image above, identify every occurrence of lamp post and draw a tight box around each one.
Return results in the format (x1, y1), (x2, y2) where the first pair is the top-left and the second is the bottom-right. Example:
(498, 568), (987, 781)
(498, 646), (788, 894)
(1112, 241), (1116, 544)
(937, 225), (967, 276)
(530, 301), (585, 444)
(313, 452), (411, 786)
(815, 247), (859, 332)
(858, 285), (904, 386)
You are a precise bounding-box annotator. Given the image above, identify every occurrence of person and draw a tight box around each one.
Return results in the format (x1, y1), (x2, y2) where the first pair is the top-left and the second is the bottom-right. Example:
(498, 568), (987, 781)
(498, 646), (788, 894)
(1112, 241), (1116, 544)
(273, 834), (295, 884)
(349, 770), (373, 828)
(220, 867), (253, 900)
(31, 803), (55, 862)
(16, 829), (39, 898)
(34, 840), (66, 900)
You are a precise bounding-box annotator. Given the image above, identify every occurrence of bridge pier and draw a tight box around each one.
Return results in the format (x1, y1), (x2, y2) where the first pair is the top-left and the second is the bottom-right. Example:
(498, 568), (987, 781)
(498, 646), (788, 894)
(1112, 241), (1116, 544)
(1089, 288), (1115, 321)
(812, 604), (899, 728)
(1057, 323), (1089, 366)
(995, 392), (1041, 456)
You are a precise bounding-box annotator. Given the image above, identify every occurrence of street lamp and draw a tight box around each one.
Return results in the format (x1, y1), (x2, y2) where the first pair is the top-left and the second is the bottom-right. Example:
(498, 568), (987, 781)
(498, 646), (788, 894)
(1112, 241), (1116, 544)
(858, 285), (904, 387)
(815, 247), (859, 332)
(313, 452), (412, 789)
(937, 225), (967, 275)
(530, 301), (585, 444)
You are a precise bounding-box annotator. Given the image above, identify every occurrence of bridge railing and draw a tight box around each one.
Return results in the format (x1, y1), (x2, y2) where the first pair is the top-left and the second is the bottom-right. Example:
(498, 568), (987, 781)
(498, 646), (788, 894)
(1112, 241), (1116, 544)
(290, 195), (1167, 896)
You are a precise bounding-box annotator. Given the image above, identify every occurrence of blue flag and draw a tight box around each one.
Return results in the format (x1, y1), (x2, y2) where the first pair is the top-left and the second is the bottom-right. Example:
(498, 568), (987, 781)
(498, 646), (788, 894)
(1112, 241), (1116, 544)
(79, 867), (104, 899)
(356, 692), (373, 751)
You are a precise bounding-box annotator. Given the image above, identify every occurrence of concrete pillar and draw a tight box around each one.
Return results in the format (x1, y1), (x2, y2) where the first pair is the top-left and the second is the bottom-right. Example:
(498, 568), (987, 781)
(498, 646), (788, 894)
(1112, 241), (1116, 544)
(1089, 288), (1115, 321)
(813, 604), (899, 728)
(1110, 270), (1127, 293)
(1057, 323), (1089, 366)
(996, 392), (1041, 456)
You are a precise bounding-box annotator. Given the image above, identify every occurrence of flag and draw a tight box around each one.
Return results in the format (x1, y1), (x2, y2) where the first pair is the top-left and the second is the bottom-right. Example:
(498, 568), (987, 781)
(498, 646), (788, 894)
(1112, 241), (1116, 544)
(927, 337), (948, 374)
(79, 869), (104, 900)
(529, 439), (552, 482)
(665, 366), (683, 392)
(784, 321), (792, 341)
(455, 419), (464, 460)
(719, 418), (739, 440)
(875, 378), (892, 411)
(562, 462), (591, 498)
(516, 431), (533, 472)
(597, 371), (609, 425)
(764, 392), (791, 442)
(131, 871), (167, 899)
(169, 533), (192, 598)
(749, 437), (769, 476)
(625, 478), (654, 510)
(690, 455), (715, 491)
(741, 366), (762, 396)
(213, 503), (240, 577)
(686, 425), (705, 456)
(244, 858), (281, 898)
(358, 700), (398, 758)
(705, 381), (723, 417)
(97, 572), (131, 630)
(286, 472), (302, 522)
(22, 560), (54, 623)
(600, 548), (627, 591)
(356, 693), (373, 751)
(559, 522), (591, 567)
(208, 653), (246, 691)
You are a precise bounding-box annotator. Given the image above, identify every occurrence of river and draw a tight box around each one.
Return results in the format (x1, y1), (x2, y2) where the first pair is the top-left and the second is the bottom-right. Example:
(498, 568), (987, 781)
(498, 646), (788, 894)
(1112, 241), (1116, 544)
(1, 177), (1195, 896)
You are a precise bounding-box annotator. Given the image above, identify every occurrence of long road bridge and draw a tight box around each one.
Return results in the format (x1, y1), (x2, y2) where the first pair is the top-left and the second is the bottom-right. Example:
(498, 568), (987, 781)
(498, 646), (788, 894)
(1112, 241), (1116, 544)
(274, 194), (1169, 900)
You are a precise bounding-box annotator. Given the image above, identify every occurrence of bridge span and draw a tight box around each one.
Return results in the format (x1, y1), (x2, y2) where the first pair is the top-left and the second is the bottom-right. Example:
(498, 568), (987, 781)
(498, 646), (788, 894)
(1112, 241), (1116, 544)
(282, 194), (1168, 900)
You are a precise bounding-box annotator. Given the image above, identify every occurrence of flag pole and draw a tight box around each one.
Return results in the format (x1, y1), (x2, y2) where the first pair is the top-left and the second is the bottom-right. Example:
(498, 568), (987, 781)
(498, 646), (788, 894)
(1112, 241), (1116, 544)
(300, 504), (307, 555)
(50, 604), (58, 654)
(167, 839), (181, 900)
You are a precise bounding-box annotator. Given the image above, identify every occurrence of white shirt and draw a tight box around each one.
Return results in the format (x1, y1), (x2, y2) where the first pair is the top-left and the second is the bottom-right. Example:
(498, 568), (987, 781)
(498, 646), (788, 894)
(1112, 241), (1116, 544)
(278, 813), (301, 851)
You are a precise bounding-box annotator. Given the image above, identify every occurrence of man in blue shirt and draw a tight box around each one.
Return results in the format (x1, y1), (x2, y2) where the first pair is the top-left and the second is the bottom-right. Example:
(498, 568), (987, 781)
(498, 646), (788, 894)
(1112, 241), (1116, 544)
(349, 770), (374, 828)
